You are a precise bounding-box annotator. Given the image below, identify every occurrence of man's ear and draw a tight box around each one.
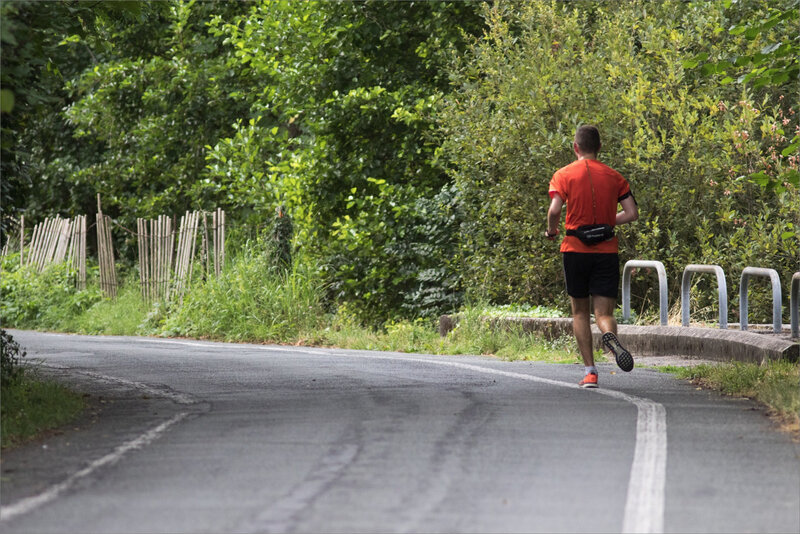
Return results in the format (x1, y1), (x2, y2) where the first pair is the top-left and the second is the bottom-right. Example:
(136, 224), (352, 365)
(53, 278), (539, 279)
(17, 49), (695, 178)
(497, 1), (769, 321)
(573, 141), (580, 155)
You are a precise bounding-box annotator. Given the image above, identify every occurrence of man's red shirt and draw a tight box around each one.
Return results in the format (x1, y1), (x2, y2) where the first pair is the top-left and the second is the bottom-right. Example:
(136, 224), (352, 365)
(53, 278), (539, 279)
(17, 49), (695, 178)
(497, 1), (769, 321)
(548, 159), (632, 254)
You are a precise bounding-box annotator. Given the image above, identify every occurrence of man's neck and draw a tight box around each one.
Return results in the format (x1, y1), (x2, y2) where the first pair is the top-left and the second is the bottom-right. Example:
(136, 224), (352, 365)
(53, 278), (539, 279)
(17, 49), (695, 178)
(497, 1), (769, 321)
(577, 153), (598, 161)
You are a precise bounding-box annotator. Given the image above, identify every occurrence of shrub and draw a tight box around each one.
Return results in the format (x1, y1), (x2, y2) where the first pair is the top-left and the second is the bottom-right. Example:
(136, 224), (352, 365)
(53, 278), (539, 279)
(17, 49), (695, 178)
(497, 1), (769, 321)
(0, 260), (103, 330)
(1, 329), (26, 387)
(439, 1), (798, 322)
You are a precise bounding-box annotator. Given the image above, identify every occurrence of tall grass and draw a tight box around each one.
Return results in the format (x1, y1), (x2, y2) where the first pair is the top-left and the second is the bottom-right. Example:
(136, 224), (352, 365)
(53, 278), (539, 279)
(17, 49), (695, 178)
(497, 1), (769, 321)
(68, 282), (148, 335)
(318, 304), (583, 363)
(163, 246), (329, 342)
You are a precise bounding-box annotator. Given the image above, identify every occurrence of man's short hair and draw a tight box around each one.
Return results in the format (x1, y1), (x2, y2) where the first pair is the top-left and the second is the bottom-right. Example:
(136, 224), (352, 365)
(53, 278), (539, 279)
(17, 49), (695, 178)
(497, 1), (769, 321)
(575, 125), (601, 155)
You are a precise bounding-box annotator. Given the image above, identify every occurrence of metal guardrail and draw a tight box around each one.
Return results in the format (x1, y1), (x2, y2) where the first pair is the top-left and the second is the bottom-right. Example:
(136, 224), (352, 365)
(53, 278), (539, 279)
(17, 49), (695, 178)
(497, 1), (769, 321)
(622, 260), (668, 325)
(790, 272), (799, 339)
(681, 264), (728, 329)
(739, 267), (782, 333)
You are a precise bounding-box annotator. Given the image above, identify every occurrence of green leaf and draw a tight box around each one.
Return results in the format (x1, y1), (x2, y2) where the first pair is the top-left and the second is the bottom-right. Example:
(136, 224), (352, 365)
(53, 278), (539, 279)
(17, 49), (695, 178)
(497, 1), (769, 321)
(749, 171), (770, 188)
(781, 141), (800, 157)
(58, 34), (82, 46)
(715, 59), (732, 71)
(781, 231), (796, 241)
(700, 63), (716, 75)
(761, 42), (782, 55)
(0, 89), (14, 113)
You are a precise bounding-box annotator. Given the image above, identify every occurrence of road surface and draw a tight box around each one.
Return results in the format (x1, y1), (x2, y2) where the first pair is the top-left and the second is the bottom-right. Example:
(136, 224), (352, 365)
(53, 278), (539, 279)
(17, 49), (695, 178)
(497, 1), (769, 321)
(1, 331), (798, 533)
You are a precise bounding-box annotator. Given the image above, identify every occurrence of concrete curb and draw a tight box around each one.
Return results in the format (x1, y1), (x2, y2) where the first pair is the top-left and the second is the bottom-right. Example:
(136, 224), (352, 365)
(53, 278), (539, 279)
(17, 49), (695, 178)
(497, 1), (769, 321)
(438, 315), (799, 364)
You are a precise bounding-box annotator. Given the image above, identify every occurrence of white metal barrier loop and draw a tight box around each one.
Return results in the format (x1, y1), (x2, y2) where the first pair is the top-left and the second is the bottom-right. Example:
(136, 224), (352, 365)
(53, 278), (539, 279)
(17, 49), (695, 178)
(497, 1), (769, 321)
(791, 272), (799, 339)
(622, 260), (668, 326)
(681, 264), (728, 329)
(739, 267), (782, 333)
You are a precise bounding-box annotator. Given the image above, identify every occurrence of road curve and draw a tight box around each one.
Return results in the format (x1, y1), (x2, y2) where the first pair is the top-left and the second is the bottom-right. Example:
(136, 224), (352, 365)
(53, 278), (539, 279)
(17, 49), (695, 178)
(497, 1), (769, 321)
(1, 331), (798, 533)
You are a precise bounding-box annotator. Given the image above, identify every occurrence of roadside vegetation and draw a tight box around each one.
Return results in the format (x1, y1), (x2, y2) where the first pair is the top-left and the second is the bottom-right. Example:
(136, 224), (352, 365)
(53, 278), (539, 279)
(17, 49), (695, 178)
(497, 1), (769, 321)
(665, 361), (800, 435)
(1, 330), (85, 449)
(1, 1), (798, 444)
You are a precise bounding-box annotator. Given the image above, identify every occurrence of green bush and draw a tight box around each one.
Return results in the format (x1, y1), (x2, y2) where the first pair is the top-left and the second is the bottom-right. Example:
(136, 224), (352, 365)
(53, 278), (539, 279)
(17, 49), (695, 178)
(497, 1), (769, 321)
(1, 329), (26, 387)
(0, 258), (103, 330)
(439, 1), (799, 322)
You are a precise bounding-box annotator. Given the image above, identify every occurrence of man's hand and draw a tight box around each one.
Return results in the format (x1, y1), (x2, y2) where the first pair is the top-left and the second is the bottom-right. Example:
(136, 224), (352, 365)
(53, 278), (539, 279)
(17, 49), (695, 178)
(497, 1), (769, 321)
(545, 229), (559, 240)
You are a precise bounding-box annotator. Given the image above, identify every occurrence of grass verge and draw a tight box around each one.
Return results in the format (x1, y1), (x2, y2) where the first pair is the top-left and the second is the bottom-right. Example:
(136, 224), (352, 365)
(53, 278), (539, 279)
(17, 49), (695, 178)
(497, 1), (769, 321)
(313, 307), (588, 364)
(664, 360), (800, 436)
(1, 369), (86, 449)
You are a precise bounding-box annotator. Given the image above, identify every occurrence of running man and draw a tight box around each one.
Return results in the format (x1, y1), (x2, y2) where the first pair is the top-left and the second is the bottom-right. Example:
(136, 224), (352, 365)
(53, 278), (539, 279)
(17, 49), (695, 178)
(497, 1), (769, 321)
(545, 125), (639, 388)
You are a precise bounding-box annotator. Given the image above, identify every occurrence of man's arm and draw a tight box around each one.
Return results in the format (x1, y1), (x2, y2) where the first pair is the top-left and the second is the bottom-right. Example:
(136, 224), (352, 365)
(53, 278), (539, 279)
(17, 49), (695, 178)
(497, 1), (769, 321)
(616, 196), (638, 225)
(546, 194), (564, 239)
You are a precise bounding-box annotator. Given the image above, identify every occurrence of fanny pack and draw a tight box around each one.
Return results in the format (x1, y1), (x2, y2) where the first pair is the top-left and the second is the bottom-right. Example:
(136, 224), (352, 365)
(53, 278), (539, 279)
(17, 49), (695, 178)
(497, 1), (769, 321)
(566, 224), (614, 245)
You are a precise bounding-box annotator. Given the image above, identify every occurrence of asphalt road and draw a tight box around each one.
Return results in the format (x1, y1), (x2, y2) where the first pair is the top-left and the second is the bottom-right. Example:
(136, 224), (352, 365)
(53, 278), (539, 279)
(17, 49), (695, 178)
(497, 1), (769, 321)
(1, 330), (798, 533)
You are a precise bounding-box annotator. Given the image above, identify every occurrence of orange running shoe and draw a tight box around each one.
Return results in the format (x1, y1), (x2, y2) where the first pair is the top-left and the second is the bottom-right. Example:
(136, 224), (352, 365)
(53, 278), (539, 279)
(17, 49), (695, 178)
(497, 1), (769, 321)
(579, 372), (598, 388)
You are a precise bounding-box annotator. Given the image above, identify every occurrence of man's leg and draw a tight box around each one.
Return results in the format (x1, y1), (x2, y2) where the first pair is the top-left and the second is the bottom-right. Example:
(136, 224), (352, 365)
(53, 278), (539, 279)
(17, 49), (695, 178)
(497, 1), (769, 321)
(593, 294), (634, 372)
(592, 295), (617, 335)
(570, 296), (594, 367)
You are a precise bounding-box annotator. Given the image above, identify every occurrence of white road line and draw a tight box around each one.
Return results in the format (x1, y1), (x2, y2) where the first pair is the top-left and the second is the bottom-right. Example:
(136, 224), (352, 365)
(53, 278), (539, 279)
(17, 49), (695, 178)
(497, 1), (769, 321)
(40, 364), (197, 405)
(290, 349), (667, 534)
(33, 337), (667, 532)
(0, 412), (189, 522)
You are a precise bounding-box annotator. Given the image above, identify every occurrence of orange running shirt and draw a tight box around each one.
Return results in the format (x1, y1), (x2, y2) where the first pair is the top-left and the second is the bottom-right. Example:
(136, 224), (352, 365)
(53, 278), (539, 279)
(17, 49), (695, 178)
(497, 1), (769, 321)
(548, 159), (632, 254)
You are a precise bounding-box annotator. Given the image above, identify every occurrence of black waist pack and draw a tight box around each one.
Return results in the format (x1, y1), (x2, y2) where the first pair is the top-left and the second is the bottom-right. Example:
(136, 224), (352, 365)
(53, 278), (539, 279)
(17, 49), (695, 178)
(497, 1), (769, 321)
(566, 224), (614, 245)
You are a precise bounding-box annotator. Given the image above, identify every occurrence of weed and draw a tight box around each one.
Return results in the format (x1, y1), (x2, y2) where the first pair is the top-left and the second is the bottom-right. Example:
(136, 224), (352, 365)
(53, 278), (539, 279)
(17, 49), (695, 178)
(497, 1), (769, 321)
(667, 360), (800, 428)
(1, 366), (85, 449)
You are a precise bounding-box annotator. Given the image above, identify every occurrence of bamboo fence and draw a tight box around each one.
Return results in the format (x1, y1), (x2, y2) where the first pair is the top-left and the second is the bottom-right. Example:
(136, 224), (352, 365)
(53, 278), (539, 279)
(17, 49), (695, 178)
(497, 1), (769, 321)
(137, 214), (174, 304)
(9, 205), (224, 305)
(0, 215), (22, 260)
(69, 215), (88, 290)
(96, 196), (118, 298)
(174, 210), (200, 303)
(212, 208), (225, 277)
(137, 209), (224, 305)
(13, 215), (87, 288)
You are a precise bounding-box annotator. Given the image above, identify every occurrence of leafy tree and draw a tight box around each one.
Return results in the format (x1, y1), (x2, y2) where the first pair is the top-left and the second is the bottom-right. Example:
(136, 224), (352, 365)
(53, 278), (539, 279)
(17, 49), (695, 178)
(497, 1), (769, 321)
(206, 0), (483, 322)
(0, 1), (144, 245)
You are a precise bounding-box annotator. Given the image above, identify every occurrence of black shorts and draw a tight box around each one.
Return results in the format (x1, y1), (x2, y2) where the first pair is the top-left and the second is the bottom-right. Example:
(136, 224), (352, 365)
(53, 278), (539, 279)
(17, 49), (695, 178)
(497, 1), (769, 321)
(562, 252), (620, 299)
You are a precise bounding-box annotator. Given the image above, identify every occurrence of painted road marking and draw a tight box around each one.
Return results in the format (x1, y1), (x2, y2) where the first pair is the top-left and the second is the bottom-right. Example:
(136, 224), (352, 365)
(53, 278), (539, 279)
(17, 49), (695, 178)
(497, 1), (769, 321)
(0, 412), (189, 522)
(148, 339), (667, 533)
(22, 336), (667, 532)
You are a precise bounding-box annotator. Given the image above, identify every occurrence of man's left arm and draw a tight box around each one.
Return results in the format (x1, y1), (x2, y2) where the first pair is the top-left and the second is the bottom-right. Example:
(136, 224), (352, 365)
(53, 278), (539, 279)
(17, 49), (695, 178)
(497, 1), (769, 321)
(616, 195), (638, 225)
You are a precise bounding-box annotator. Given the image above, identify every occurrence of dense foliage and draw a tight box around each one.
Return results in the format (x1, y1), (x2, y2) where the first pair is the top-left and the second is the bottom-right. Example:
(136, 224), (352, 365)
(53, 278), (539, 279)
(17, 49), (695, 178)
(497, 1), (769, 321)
(2, 0), (797, 325)
(439, 1), (798, 320)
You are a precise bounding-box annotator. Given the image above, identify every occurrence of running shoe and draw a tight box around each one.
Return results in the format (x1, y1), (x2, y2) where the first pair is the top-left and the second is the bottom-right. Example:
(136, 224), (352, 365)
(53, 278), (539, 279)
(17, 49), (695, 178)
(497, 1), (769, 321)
(579, 372), (598, 388)
(603, 332), (634, 372)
